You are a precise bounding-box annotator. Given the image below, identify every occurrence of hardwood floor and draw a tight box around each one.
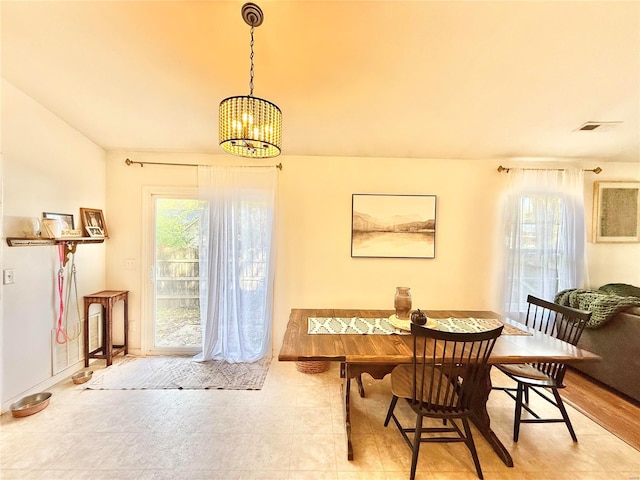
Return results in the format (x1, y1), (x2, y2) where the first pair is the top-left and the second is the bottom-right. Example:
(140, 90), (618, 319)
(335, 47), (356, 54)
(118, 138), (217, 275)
(562, 367), (640, 451)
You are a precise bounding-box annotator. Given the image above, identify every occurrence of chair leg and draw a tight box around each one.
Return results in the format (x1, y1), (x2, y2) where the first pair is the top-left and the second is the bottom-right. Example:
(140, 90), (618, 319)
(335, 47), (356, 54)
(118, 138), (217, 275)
(524, 384), (530, 404)
(514, 382), (524, 442)
(410, 414), (423, 480)
(384, 395), (398, 427)
(552, 388), (578, 442)
(462, 417), (484, 480)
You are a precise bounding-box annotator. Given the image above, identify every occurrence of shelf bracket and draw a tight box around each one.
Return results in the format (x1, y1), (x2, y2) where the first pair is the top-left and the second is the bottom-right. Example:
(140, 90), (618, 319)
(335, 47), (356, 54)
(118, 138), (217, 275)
(61, 241), (79, 266)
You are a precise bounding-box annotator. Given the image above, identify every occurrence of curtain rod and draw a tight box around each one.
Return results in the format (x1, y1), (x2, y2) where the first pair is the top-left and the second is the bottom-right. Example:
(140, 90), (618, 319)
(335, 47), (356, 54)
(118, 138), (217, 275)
(497, 165), (602, 174)
(125, 158), (283, 170)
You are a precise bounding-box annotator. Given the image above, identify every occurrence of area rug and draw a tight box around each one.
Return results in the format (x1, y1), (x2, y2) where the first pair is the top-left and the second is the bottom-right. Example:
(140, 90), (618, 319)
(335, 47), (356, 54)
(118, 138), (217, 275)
(81, 355), (271, 390)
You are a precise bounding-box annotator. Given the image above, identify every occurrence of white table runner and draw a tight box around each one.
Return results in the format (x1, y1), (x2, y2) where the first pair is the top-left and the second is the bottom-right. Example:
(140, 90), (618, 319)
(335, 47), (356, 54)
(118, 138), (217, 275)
(307, 316), (530, 335)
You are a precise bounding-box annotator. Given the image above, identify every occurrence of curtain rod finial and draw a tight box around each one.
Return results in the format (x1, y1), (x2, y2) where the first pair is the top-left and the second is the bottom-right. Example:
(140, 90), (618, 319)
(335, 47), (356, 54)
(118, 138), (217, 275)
(497, 165), (509, 173)
(125, 158), (143, 167)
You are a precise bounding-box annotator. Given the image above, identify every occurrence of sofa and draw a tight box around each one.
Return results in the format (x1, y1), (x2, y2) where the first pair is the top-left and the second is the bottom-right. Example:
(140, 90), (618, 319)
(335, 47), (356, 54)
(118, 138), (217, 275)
(554, 283), (640, 403)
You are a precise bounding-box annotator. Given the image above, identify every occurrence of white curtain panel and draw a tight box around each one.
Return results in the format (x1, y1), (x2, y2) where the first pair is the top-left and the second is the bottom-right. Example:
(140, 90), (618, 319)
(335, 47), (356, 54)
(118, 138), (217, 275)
(501, 168), (587, 316)
(195, 165), (278, 363)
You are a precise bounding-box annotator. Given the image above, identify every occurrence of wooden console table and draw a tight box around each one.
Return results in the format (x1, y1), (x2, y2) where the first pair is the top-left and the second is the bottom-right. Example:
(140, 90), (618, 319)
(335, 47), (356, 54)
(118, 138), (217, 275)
(84, 290), (129, 367)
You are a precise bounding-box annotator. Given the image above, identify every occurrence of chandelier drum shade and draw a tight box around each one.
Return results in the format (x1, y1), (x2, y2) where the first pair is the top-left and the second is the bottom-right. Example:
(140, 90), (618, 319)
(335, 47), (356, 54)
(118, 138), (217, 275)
(219, 3), (282, 158)
(219, 96), (282, 158)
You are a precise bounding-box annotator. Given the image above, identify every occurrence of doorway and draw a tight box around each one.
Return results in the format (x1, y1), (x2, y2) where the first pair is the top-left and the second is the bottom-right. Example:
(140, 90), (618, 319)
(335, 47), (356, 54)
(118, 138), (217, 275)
(143, 188), (206, 355)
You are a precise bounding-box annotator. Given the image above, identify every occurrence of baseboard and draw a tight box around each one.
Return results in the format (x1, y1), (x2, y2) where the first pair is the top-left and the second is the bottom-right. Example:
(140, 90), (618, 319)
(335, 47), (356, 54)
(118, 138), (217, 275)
(567, 366), (639, 406)
(1, 359), (85, 414)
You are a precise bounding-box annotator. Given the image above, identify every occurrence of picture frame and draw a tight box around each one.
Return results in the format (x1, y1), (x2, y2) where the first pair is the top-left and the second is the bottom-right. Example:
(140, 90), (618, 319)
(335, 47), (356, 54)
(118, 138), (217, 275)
(351, 194), (437, 258)
(80, 208), (109, 238)
(42, 212), (74, 230)
(41, 219), (61, 239)
(592, 181), (640, 243)
(60, 229), (83, 238)
(85, 225), (105, 238)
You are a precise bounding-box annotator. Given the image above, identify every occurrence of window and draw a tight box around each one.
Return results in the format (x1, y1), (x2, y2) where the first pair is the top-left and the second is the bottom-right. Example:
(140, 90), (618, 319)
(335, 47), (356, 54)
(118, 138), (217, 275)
(505, 195), (564, 313)
(502, 169), (586, 317)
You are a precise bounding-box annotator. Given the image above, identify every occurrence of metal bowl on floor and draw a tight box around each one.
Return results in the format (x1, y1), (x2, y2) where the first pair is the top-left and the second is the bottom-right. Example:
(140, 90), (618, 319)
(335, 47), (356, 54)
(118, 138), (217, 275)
(10, 392), (52, 418)
(71, 370), (93, 384)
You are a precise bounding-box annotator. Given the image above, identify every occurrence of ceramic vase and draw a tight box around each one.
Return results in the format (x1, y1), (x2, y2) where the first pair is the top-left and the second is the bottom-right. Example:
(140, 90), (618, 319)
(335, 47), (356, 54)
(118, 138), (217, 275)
(22, 217), (41, 238)
(394, 287), (412, 319)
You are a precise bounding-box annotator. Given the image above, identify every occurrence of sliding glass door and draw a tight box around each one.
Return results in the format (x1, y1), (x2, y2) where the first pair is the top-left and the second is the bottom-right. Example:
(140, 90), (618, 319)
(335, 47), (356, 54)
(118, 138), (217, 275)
(144, 189), (206, 355)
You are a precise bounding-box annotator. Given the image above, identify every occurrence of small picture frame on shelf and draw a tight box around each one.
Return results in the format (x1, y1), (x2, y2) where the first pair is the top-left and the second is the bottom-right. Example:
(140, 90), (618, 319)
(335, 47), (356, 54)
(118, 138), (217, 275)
(60, 229), (83, 238)
(41, 219), (61, 239)
(85, 225), (105, 238)
(80, 208), (109, 238)
(42, 212), (74, 230)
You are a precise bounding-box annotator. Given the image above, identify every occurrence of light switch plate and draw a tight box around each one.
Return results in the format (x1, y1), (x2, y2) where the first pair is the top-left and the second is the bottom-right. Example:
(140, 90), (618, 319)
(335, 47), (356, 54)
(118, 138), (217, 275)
(3, 269), (15, 285)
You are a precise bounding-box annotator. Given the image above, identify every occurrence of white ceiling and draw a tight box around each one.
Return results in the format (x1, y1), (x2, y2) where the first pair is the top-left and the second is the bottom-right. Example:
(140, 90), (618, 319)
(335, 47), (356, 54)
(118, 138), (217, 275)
(2, 1), (639, 162)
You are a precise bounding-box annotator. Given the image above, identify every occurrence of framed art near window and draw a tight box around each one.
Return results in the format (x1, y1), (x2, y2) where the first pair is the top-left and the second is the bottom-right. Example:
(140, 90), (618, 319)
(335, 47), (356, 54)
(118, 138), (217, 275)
(351, 194), (437, 258)
(80, 208), (109, 238)
(593, 181), (640, 243)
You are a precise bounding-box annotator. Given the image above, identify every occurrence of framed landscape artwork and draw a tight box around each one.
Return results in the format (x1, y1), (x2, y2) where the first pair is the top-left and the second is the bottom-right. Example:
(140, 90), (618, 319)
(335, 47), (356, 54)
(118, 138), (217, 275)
(351, 194), (437, 258)
(592, 181), (640, 243)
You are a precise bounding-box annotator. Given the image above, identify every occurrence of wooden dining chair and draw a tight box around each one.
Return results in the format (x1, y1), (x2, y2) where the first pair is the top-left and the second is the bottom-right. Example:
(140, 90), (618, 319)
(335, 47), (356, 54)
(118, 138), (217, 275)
(493, 295), (592, 442)
(384, 323), (503, 480)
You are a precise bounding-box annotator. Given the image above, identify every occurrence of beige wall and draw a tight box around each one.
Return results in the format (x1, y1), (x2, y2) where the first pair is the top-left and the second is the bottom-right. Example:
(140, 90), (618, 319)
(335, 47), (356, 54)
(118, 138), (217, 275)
(106, 152), (639, 357)
(1, 80), (106, 407)
(2, 81), (638, 408)
(584, 162), (640, 286)
(271, 156), (506, 347)
(104, 152), (201, 353)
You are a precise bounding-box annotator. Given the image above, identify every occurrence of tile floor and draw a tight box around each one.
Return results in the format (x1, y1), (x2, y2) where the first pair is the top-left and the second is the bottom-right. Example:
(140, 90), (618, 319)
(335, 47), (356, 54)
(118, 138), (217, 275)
(1, 358), (639, 479)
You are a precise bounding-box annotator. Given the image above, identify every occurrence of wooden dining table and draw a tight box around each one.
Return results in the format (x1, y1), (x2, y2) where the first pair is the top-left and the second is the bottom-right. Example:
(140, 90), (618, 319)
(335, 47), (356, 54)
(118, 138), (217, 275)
(278, 308), (600, 467)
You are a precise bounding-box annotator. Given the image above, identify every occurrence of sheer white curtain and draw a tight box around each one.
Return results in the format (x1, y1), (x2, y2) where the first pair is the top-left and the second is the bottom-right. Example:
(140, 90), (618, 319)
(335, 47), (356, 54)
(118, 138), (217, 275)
(501, 168), (587, 317)
(194, 165), (277, 363)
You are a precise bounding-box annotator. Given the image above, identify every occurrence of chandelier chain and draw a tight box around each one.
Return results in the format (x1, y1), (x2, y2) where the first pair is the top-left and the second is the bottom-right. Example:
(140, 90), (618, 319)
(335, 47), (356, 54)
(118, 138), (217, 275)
(249, 25), (255, 97)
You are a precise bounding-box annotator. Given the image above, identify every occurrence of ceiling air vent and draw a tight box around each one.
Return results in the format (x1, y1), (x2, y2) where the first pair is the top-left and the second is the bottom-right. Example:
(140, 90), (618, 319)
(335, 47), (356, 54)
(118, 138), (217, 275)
(576, 121), (622, 132)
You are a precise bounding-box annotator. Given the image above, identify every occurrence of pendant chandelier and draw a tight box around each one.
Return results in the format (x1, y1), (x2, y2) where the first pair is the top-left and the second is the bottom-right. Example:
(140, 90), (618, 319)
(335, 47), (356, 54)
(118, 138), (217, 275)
(219, 3), (282, 158)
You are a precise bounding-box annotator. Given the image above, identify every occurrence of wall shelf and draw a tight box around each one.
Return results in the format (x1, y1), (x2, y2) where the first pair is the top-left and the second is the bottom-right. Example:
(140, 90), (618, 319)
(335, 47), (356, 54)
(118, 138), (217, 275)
(6, 237), (105, 265)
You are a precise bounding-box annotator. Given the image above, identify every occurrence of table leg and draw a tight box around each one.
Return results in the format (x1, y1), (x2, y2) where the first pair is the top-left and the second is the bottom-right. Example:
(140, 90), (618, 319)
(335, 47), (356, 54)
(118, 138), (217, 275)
(356, 374), (365, 397)
(104, 303), (113, 366)
(340, 362), (354, 460)
(123, 296), (129, 355)
(470, 366), (514, 467)
(83, 301), (91, 367)
(341, 364), (396, 461)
